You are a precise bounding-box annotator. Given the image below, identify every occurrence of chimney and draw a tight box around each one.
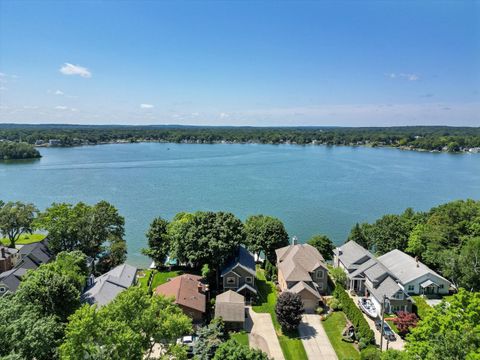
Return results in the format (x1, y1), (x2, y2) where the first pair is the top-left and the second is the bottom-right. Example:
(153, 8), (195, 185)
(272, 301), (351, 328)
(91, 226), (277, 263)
(1, 247), (5, 258)
(197, 282), (204, 294)
(415, 256), (419, 268)
(292, 236), (298, 245)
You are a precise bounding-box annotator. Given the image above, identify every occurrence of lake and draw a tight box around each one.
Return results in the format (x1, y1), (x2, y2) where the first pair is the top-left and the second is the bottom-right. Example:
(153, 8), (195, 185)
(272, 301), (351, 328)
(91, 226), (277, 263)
(1, 143), (479, 267)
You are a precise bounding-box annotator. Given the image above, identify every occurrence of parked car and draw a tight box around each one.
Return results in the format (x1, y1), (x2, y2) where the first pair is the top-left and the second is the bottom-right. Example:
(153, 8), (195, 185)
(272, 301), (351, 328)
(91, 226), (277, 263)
(177, 335), (198, 358)
(382, 323), (396, 341)
(374, 319), (382, 330)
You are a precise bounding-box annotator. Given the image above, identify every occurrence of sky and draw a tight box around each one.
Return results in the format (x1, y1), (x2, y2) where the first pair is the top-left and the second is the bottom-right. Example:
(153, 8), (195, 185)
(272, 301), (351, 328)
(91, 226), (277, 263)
(0, 0), (479, 127)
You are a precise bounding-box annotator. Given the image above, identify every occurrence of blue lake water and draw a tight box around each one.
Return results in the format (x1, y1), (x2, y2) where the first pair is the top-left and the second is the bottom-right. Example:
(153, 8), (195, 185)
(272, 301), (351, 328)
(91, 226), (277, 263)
(1, 143), (479, 267)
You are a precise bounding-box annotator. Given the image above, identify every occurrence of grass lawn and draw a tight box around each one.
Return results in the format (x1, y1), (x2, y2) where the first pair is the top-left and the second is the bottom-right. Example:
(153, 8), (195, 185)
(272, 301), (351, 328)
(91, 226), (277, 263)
(323, 312), (360, 360)
(0, 233), (46, 246)
(151, 270), (182, 289)
(253, 268), (308, 360)
(230, 331), (249, 346)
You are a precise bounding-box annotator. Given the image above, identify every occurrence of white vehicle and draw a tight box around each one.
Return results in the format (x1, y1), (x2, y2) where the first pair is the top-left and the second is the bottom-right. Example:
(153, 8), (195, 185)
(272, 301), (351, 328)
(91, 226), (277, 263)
(358, 297), (378, 318)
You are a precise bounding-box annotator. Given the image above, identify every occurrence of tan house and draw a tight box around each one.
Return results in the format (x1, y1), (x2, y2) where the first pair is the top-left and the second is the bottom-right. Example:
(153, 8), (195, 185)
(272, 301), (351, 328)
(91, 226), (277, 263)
(276, 243), (328, 312)
(155, 274), (206, 322)
(214, 290), (245, 330)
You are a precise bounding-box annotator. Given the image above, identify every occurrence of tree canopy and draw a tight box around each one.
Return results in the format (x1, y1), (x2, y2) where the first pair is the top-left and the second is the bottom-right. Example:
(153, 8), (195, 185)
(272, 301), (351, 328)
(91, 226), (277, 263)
(36, 201), (126, 273)
(0, 141), (40, 160)
(0, 201), (38, 248)
(213, 339), (269, 360)
(307, 234), (335, 260)
(244, 214), (289, 263)
(275, 291), (304, 331)
(142, 217), (170, 266)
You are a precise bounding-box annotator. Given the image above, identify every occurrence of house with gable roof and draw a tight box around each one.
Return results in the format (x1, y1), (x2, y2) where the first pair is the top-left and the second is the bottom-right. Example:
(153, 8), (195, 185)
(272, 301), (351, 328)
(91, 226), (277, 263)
(220, 245), (257, 303)
(276, 243), (328, 312)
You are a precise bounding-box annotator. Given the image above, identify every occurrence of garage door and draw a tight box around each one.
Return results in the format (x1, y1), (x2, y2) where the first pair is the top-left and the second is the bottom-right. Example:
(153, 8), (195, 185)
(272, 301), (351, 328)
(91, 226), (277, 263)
(302, 299), (318, 313)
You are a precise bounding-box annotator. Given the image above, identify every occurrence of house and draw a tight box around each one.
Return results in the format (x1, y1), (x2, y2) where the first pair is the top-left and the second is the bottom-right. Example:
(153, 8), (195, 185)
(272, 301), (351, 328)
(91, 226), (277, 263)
(0, 246), (19, 273)
(378, 249), (451, 295)
(0, 240), (52, 296)
(214, 290), (246, 330)
(155, 274), (207, 322)
(220, 245), (257, 303)
(333, 241), (413, 313)
(276, 243), (328, 312)
(82, 263), (137, 306)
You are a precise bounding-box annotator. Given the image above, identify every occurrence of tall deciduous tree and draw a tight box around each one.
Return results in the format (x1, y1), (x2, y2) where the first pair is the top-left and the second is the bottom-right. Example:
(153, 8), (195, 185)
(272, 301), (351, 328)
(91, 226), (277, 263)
(0, 201), (38, 248)
(194, 318), (226, 360)
(142, 217), (170, 266)
(275, 291), (304, 332)
(244, 215), (289, 263)
(36, 201), (126, 272)
(307, 234), (335, 260)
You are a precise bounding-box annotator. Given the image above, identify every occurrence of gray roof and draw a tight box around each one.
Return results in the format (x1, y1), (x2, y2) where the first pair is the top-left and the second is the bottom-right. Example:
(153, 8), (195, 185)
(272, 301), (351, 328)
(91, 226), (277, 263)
(367, 276), (404, 301)
(82, 264), (137, 306)
(335, 241), (374, 271)
(289, 281), (321, 299)
(276, 244), (326, 282)
(215, 290), (245, 323)
(0, 241), (52, 294)
(221, 245), (256, 277)
(363, 262), (390, 283)
(378, 249), (450, 285)
(348, 258), (377, 279)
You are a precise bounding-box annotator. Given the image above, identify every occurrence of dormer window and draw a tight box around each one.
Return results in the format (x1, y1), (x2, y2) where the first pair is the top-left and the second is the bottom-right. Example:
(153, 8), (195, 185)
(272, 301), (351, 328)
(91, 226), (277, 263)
(226, 277), (236, 285)
(245, 276), (253, 284)
(316, 270), (324, 279)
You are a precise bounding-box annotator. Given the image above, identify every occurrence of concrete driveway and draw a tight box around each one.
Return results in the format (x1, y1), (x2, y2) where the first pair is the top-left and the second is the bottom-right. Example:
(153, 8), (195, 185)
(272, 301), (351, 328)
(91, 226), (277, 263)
(246, 307), (285, 360)
(298, 314), (338, 360)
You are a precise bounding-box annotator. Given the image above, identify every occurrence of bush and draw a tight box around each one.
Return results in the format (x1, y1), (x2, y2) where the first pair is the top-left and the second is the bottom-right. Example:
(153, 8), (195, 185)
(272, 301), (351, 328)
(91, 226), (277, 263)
(360, 346), (382, 360)
(392, 311), (419, 337)
(275, 292), (304, 331)
(327, 297), (342, 311)
(315, 306), (324, 315)
(333, 285), (375, 344)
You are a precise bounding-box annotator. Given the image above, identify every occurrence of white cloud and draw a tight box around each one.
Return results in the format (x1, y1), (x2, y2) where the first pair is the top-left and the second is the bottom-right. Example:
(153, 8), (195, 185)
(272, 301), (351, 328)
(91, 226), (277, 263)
(140, 103), (154, 109)
(59, 63), (92, 78)
(219, 112), (229, 118)
(55, 90), (64, 95)
(55, 105), (68, 110)
(387, 73), (419, 81)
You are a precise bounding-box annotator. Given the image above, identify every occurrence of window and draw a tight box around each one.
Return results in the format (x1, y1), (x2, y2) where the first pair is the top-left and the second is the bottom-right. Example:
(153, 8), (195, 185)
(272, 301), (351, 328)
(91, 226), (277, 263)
(439, 284), (444, 289)
(245, 276), (253, 284)
(0, 287), (5, 293)
(226, 277), (236, 285)
(316, 270), (324, 279)
(408, 285), (414, 291)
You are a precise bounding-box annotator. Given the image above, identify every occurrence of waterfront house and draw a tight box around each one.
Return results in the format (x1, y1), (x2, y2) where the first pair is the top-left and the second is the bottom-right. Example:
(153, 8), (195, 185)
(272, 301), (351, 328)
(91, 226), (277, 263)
(333, 241), (413, 313)
(276, 243), (328, 312)
(220, 245), (257, 303)
(0, 239), (52, 295)
(378, 249), (451, 295)
(214, 290), (246, 330)
(82, 263), (137, 306)
(155, 274), (207, 322)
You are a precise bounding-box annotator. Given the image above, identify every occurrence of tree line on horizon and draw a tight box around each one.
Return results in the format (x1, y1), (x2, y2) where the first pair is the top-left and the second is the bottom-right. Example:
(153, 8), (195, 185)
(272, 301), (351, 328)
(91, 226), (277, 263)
(1, 124), (480, 152)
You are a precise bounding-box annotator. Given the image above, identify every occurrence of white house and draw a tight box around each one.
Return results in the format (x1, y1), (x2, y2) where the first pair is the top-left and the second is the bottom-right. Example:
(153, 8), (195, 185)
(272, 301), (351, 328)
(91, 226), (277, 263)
(378, 249), (451, 295)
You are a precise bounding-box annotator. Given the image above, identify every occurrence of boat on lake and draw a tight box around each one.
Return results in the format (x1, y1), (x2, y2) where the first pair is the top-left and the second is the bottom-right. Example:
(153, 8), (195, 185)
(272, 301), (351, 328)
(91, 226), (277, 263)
(358, 297), (378, 318)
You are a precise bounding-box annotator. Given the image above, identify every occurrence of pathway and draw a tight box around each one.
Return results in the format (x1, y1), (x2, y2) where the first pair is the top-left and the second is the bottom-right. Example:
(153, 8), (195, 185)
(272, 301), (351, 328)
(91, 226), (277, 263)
(298, 314), (338, 360)
(246, 307), (285, 360)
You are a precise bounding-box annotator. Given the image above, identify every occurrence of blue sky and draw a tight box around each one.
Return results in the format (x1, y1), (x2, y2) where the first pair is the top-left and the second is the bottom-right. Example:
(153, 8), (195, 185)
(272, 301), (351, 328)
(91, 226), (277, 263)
(0, 0), (479, 126)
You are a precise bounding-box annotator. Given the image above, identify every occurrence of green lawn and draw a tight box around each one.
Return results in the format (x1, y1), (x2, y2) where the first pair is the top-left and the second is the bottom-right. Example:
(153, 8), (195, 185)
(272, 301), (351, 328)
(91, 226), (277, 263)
(230, 331), (249, 346)
(322, 312), (360, 360)
(138, 269), (183, 291)
(0, 233), (46, 247)
(253, 268), (308, 360)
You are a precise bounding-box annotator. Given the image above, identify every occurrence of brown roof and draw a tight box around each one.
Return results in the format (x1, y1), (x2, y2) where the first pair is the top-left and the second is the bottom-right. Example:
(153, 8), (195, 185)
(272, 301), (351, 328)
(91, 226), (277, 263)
(155, 274), (206, 313)
(215, 290), (245, 323)
(276, 244), (327, 282)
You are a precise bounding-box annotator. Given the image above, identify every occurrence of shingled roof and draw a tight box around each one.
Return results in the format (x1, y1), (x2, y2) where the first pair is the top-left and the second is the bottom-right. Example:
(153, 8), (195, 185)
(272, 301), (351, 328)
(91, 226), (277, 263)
(276, 243), (326, 282)
(215, 290), (245, 323)
(155, 274), (206, 314)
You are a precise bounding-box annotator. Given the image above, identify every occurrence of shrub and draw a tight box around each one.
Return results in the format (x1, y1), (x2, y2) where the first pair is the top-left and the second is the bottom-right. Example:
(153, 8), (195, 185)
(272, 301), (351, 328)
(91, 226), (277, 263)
(315, 306), (324, 315)
(327, 297), (342, 311)
(360, 346), (382, 360)
(333, 285), (375, 344)
(392, 311), (419, 337)
(275, 292), (304, 331)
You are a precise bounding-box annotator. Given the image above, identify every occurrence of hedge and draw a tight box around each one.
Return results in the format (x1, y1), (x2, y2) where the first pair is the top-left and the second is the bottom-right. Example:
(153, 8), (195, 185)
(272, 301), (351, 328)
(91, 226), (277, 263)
(333, 285), (375, 344)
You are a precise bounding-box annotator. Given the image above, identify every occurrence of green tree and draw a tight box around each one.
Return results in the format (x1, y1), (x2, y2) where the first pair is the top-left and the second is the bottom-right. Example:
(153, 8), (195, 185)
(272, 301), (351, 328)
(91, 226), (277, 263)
(244, 215), (289, 263)
(142, 217), (170, 266)
(0, 296), (64, 360)
(275, 291), (304, 332)
(0, 201), (38, 248)
(213, 339), (269, 360)
(347, 223), (370, 248)
(60, 287), (192, 360)
(406, 289), (480, 359)
(170, 211), (245, 269)
(307, 234), (335, 260)
(37, 201), (126, 272)
(329, 266), (347, 286)
(458, 237), (480, 291)
(194, 318), (226, 360)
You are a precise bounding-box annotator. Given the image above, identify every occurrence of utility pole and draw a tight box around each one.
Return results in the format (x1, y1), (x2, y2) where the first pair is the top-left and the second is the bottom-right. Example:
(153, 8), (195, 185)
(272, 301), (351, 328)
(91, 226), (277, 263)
(379, 295), (386, 351)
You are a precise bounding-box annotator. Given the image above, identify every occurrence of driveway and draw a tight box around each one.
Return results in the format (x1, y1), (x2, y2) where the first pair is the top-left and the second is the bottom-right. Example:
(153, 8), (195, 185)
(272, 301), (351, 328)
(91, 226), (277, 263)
(298, 314), (338, 360)
(246, 307), (285, 360)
